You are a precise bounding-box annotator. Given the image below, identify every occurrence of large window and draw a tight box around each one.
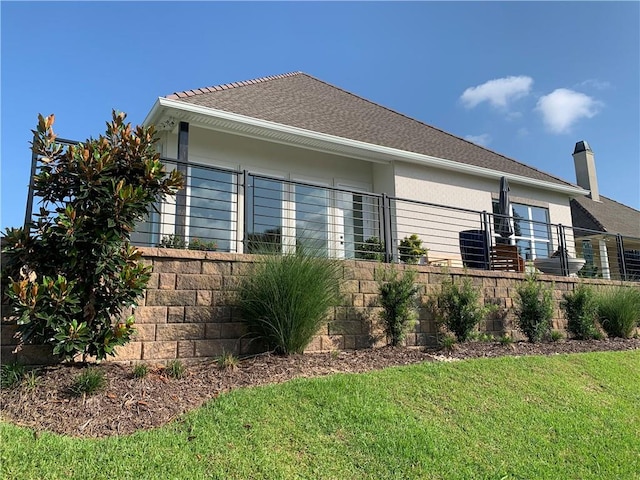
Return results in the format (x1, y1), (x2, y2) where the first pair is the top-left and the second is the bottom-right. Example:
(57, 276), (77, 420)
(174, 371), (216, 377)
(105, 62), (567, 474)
(246, 176), (377, 257)
(493, 201), (551, 259)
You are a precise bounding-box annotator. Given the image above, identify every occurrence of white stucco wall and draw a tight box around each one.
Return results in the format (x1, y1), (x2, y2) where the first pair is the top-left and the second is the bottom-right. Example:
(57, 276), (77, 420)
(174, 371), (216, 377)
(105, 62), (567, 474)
(393, 162), (576, 264)
(155, 123), (576, 263)
(164, 126), (375, 189)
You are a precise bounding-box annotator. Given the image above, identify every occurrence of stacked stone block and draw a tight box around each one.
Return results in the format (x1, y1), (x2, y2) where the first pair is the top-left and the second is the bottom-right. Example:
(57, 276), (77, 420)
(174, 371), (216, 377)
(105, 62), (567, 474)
(1, 248), (635, 365)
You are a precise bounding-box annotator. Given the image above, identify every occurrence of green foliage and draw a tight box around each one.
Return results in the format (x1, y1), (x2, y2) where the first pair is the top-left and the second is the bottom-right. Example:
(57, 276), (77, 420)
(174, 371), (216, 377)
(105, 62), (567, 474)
(399, 234), (428, 264)
(132, 364), (149, 379)
(166, 360), (186, 379)
(355, 236), (385, 261)
(515, 275), (554, 343)
(377, 267), (420, 346)
(561, 284), (603, 340)
(71, 368), (106, 396)
(439, 334), (457, 351)
(1, 363), (27, 389)
(596, 286), (640, 338)
(550, 330), (564, 342)
(435, 277), (495, 342)
(236, 247), (343, 355)
(2, 112), (183, 361)
(498, 334), (514, 345)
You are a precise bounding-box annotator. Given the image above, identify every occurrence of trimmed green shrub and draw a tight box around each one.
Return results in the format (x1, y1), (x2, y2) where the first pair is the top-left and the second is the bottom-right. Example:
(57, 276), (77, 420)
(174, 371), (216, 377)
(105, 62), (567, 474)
(71, 368), (106, 396)
(2, 113), (183, 361)
(236, 248), (343, 355)
(377, 268), (420, 346)
(596, 287), (640, 338)
(515, 275), (554, 343)
(561, 284), (602, 340)
(399, 234), (428, 264)
(435, 277), (495, 342)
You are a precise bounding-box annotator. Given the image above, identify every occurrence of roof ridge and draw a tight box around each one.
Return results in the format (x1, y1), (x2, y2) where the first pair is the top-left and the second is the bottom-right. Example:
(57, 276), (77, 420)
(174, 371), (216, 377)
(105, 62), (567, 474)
(571, 197), (607, 232)
(301, 73), (576, 188)
(166, 71), (303, 100)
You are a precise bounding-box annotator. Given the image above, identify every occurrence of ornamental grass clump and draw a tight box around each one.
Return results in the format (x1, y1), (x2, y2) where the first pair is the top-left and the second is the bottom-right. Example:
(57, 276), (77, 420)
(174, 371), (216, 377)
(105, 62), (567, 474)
(236, 247), (342, 355)
(435, 277), (495, 342)
(596, 286), (640, 339)
(377, 267), (420, 346)
(561, 284), (603, 340)
(515, 275), (554, 343)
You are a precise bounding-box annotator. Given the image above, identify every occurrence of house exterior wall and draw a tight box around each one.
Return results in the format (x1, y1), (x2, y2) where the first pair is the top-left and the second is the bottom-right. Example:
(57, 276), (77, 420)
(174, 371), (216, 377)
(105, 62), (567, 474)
(392, 162), (576, 264)
(164, 126), (376, 188)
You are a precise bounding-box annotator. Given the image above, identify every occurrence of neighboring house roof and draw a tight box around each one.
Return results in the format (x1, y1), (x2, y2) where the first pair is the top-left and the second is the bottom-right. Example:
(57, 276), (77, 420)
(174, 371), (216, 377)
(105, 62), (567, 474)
(165, 72), (576, 188)
(571, 195), (640, 238)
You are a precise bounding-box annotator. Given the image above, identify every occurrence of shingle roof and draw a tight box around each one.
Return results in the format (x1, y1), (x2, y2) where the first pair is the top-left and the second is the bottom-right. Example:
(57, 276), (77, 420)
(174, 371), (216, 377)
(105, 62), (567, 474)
(166, 72), (576, 187)
(571, 195), (640, 238)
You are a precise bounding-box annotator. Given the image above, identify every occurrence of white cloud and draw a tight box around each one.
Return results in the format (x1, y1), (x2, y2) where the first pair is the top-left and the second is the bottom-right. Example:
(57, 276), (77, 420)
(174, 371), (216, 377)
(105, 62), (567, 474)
(460, 76), (533, 109)
(536, 89), (602, 134)
(578, 79), (611, 90)
(464, 134), (492, 147)
(517, 127), (529, 138)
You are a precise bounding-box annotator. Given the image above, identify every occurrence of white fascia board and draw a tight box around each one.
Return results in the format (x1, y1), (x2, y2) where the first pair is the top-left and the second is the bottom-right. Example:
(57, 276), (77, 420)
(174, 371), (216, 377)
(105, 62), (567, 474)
(148, 97), (588, 197)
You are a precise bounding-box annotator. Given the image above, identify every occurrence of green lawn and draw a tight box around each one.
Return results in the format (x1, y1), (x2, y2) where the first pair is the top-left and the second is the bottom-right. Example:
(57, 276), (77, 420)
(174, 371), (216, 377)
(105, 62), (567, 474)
(2, 351), (639, 480)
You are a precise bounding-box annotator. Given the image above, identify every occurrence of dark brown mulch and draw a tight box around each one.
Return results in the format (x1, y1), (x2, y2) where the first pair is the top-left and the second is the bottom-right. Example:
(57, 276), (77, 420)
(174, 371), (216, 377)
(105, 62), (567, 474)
(2, 338), (639, 438)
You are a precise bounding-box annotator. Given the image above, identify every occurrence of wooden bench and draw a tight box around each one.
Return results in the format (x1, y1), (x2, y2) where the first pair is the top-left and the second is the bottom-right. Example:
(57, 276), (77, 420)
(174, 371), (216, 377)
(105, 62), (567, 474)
(490, 244), (525, 273)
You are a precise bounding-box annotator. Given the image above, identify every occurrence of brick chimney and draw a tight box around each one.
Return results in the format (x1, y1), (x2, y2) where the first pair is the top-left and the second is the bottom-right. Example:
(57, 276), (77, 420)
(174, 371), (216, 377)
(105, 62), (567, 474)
(573, 140), (600, 202)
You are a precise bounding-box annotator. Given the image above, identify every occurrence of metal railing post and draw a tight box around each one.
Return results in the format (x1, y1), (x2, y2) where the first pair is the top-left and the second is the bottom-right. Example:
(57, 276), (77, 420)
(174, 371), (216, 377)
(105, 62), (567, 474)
(23, 135), (39, 233)
(174, 122), (189, 239)
(616, 234), (627, 281)
(481, 211), (492, 270)
(381, 193), (393, 263)
(243, 170), (250, 253)
(557, 224), (569, 277)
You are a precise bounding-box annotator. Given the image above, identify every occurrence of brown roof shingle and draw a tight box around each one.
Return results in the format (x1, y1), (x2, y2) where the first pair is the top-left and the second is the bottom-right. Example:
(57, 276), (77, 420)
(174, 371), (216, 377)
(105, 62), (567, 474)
(571, 195), (640, 238)
(166, 72), (576, 187)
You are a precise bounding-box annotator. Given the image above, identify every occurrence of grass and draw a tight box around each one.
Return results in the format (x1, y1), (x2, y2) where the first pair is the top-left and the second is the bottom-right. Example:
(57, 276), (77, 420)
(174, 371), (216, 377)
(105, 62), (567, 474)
(2, 351), (639, 479)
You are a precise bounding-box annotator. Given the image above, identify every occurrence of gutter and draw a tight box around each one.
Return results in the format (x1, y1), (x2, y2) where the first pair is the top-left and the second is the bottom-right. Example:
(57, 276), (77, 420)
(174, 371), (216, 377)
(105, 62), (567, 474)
(145, 97), (588, 197)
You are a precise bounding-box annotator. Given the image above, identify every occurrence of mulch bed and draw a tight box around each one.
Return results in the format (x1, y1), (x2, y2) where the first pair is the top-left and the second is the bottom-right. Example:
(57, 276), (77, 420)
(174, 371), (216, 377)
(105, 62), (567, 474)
(2, 338), (639, 438)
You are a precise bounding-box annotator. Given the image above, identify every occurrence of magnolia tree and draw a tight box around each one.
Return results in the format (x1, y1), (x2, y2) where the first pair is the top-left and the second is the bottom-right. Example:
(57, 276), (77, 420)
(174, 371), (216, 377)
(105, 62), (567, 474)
(2, 112), (183, 361)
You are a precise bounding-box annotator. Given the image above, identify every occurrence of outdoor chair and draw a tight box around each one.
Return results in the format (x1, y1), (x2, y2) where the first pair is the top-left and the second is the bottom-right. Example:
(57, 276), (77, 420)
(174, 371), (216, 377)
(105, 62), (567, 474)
(490, 244), (525, 273)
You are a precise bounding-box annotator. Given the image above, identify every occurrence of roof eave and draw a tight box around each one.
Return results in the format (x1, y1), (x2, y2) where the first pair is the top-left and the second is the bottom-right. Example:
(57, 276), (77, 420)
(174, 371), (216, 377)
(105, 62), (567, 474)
(148, 97), (588, 197)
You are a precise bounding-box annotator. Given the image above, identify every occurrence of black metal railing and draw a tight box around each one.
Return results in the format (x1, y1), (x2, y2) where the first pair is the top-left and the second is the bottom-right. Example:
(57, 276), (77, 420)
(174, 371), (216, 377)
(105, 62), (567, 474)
(23, 156), (640, 281)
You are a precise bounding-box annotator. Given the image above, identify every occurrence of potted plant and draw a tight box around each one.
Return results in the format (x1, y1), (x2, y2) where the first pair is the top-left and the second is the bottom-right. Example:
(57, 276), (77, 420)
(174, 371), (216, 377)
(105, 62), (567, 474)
(399, 234), (428, 264)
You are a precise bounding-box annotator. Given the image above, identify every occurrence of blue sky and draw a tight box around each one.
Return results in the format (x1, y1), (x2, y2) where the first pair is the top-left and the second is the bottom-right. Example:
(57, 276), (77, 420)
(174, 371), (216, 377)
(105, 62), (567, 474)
(2, 1), (639, 231)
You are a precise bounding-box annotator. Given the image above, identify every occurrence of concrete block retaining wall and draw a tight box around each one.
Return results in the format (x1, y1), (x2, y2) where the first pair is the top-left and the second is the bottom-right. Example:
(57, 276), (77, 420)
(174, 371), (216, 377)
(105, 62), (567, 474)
(1, 248), (635, 365)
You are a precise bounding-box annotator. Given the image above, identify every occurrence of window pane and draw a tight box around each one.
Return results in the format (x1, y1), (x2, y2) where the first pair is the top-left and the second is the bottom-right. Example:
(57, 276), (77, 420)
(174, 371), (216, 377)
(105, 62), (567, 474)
(295, 184), (328, 254)
(189, 167), (235, 251)
(248, 178), (283, 253)
(512, 204), (530, 238)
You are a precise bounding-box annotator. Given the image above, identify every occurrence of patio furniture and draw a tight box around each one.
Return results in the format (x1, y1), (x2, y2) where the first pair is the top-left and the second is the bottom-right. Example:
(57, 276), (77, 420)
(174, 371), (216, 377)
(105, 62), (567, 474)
(490, 244), (525, 273)
(459, 230), (489, 269)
